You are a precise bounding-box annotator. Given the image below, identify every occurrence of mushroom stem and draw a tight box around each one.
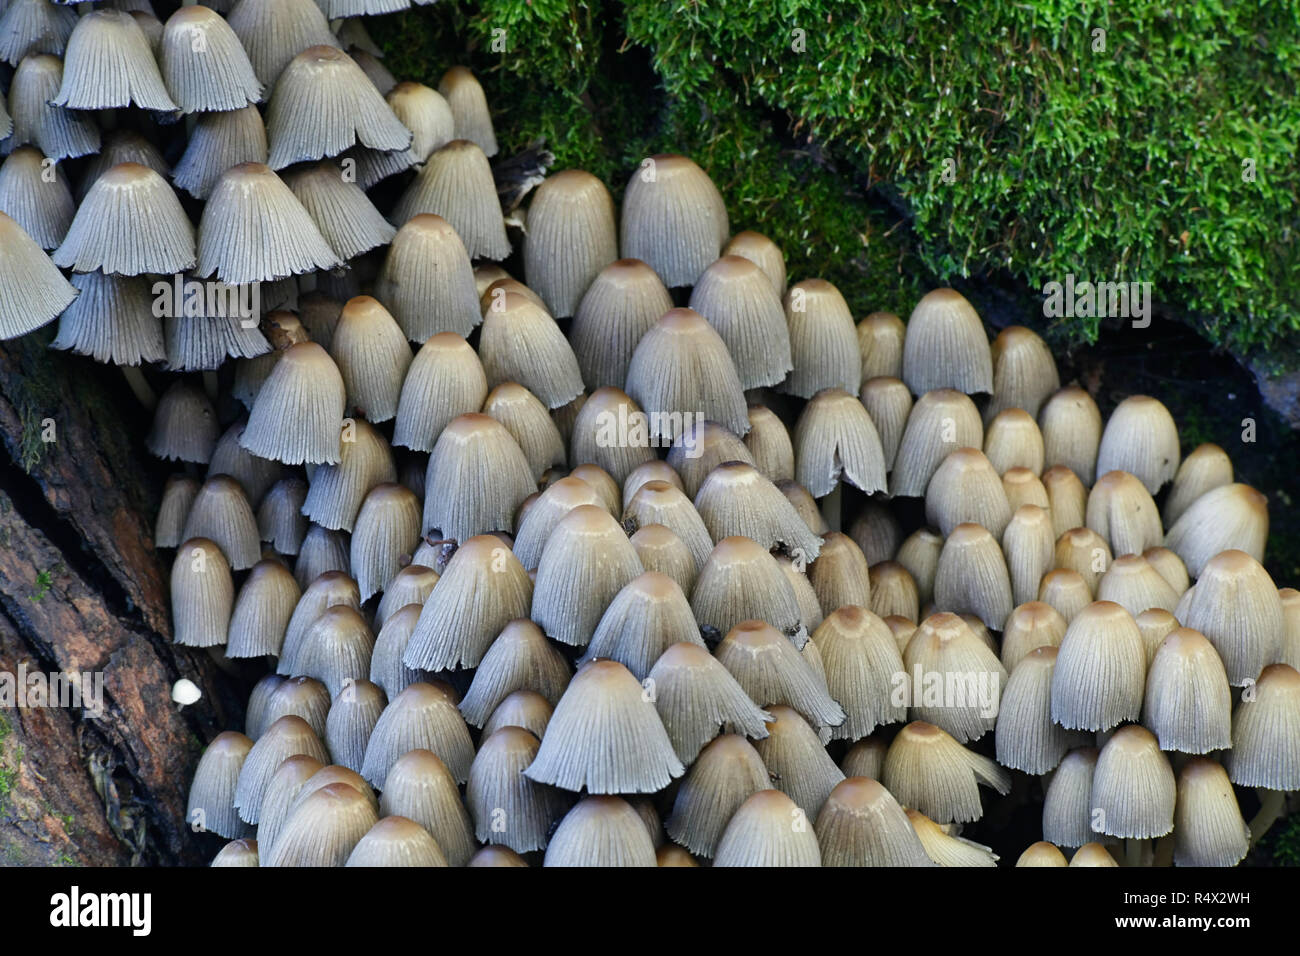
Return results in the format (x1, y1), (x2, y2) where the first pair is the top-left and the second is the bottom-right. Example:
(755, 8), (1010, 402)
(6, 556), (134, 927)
(1123, 838), (1150, 867)
(203, 371), (219, 403)
(1248, 788), (1287, 847)
(820, 483), (842, 533)
(1152, 834), (1175, 867)
(121, 366), (157, 410)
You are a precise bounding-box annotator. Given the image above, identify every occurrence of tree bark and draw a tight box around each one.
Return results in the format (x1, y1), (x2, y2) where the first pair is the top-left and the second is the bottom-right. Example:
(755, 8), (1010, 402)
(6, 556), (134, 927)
(0, 331), (239, 866)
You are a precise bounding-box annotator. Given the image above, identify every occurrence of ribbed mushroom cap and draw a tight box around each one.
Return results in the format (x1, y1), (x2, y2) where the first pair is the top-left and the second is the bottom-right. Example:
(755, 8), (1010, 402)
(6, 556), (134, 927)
(867, 561), (918, 622)
(349, 483), (420, 600)
(646, 641), (771, 765)
(368, 604), (428, 700)
(902, 610), (1007, 742)
(198, 162), (341, 284)
(391, 139), (509, 260)
(159, 5), (260, 113)
(343, 815), (448, 867)
(458, 618), (569, 727)
(259, 676), (330, 739)
(1086, 470), (1163, 557)
(692, 537), (807, 646)
(857, 312), (905, 382)
(664, 733), (767, 858)
(793, 388), (888, 498)
(402, 535), (532, 672)
(324, 678), (386, 773)
(436, 65), (496, 156)
(742, 405), (795, 482)
(933, 523), (1015, 632)
(906, 808), (999, 867)
(156, 474), (200, 550)
(1142, 627), (1231, 754)
(180, 475), (260, 571)
(531, 504), (644, 648)
(620, 153), (726, 288)
(1090, 724), (1175, 839)
(713, 789), (822, 867)
(810, 606), (906, 741)
(1003, 466), (1049, 513)
(0, 146), (73, 251)
(224, 0), (341, 87)
(523, 169), (617, 318)
(0, 210), (74, 339)
(624, 460), (682, 505)
(1096, 553), (1180, 618)
(889, 388), (983, 497)
(1134, 607), (1179, 666)
(243, 674), (287, 740)
(687, 254), (792, 390)
(0, 0), (77, 66)
(510, 476), (601, 571)
(1000, 600), (1067, 669)
(276, 570), (361, 675)
(187, 731), (255, 839)
(210, 419), (284, 503)
(385, 81), (453, 162)
(173, 104), (267, 199)
(1042, 464), (1087, 538)
(695, 461), (824, 562)
(53, 10), (175, 111)
(901, 288), (992, 396)
(231, 310), (308, 408)
(858, 376), (911, 473)
(483, 688), (553, 740)
(983, 408), (1045, 476)
(1038, 386), (1103, 485)
(623, 479), (712, 572)
(421, 413), (535, 542)
(376, 748), (475, 865)
(468, 846), (529, 867)
(995, 646), (1071, 773)
(263, 781), (377, 866)
(1068, 843), (1119, 867)
(629, 524), (696, 595)
(170, 537), (233, 647)
(466, 727), (569, 853)
(238, 341), (344, 465)
(1053, 526), (1113, 596)
(484, 382), (566, 481)
(1175, 549), (1283, 686)
(722, 229), (785, 296)
(285, 162), (396, 262)
(525, 659), (684, 794)
(1096, 394), (1180, 494)
(210, 839), (259, 866)
(783, 279), (861, 398)
(1014, 842), (1068, 867)
(815, 776), (933, 867)
(1050, 600), (1145, 731)
(1164, 442), (1234, 528)
(53, 162), (193, 277)
(1164, 483), (1269, 577)
(1037, 567), (1095, 623)
(543, 796), (657, 867)
(750, 705), (844, 816)
(479, 292), (584, 409)
(390, 333), (486, 452)
(372, 214), (479, 341)
(233, 714), (329, 823)
(926, 447), (1011, 538)
(569, 257), (673, 390)
(580, 572), (704, 679)
(882, 720), (1011, 824)
(162, 295), (269, 373)
(301, 418), (395, 532)
(6, 55), (99, 162)
(569, 387), (656, 485)
(666, 421), (755, 498)
(1040, 746), (1101, 848)
(360, 681), (474, 788)
(568, 462), (620, 514)
(1173, 758), (1249, 868)
(987, 325), (1060, 420)
(625, 307), (749, 441)
(329, 296), (410, 424)
(1002, 504), (1054, 608)
(1226, 663), (1300, 789)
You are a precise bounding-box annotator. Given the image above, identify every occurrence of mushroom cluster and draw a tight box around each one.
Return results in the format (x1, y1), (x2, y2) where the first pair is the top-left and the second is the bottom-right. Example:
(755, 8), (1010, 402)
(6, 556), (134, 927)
(4, 0), (1292, 868)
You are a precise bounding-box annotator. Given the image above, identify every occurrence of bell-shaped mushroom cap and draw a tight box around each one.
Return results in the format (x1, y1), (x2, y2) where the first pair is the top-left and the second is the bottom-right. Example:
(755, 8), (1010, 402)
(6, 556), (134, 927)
(1041, 470), (1086, 542)
(722, 230), (785, 296)
(484, 382), (566, 481)
(187, 731), (255, 839)
(926, 447), (1011, 539)
(568, 387), (656, 487)
(525, 659), (684, 794)
(580, 572), (704, 680)
(1052, 526), (1112, 596)
(0, 210), (74, 339)
(1141, 627), (1232, 754)
(889, 388), (983, 497)
(376, 748), (475, 866)
(743, 404), (795, 483)
(1173, 758), (1249, 868)
(696, 461), (824, 564)
(623, 479), (712, 572)
(466, 727), (569, 853)
(361, 681), (474, 788)
(258, 676), (330, 739)
(782, 279), (861, 398)
(624, 307), (749, 440)
(1134, 607), (1180, 666)
(349, 483), (420, 600)
(713, 789), (822, 867)
(265, 45), (409, 169)
(693, 537), (808, 647)
(1226, 662), (1300, 790)
(629, 524), (697, 595)
(53, 162), (193, 277)
(301, 418), (395, 532)
(1165, 483), (1269, 578)
(327, 295), (410, 424)
(53, 10), (175, 111)
(987, 325), (1060, 420)
(263, 781), (378, 866)
(982, 408), (1045, 475)
(531, 505), (644, 648)
(857, 312), (905, 382)
(934, 523), (1015, 632)
(402, 535), (532, 671)
(9, 55), (101, 166)
(751, 705), (845, 814)
(162, 293), (269, 373)
(210, 839), (259, 866)
(391, 332), (487, 452)
(1175, 549), (1283, 686)
(0, 146), (73, 250)
(324, 678), (386, 773)
(374, 214), (481, 341)
(664, 734), (767, 858)
(170, 538), (233, 647)
(523, 169), (617, 318)
(421, 413), (535, 542)
(159, 6), (260, 113)
(391, 139), (509, 260)
(666, 420), (754, 498)
(240, 341), (344, 465)
(344, 815), (448, 867)
(1095, 394), (1180, 493)
(858, 376), (912, 473)
(155, 474), (199, 550)
(467, 845), (528, 867)
(1038, 385), (1103, 486)
(436, 65), (496, 156)
(512, 476), (602, 570)
(1002, 504), (1055, 608)
(0, 0), (77, 66)
(210, 419), (284, 505)
(147, 379), (218, 463)
(386, 81), (453, 162)
(479, 291), (584, 409)
(543, 796), (657, 867)
(646, 642), (771, 765)
(276, 570), (361, 674)
(284, 162), (396, 262)
(226, 0), (338, 89)
(180, 475), (261, 570)
(226, 558), (298, 658)
(1090, 724), (1175, 839)
(906, 808), (999, 867)
(902, 610), (1007, 742)
(484, 689), (553, 740)
(793, 388), (888, 498)
(1015, 841), (1068, 867)
(569, 257), (673, 390)
(1095, 553), (1180, 618)
(1050, 600), (1145, 731)
(620, 154), (726, 288)
(687, 254), (792, 390)
(369, 604), (431, 700)
(458, 618), (569, 727)
(815, 776), (933, 867)
(868, 561), (918, 622)
(75, 129), (169, 202)
(198, 163), (341, 284)
(1000, 600), (1067, 670)
(1003, 466), (1050, 513)
(1069, 843), (1120, 867)
(1164, 442), (1234, 528)
(256, 759), (363, 849)
(1086, 470), (1162, 558)
(882, 720), (1011, 824)
(901, 288), (992, 396)
(243, 674), (288, 740)
(173, 103), (267, 200)
(995, 646), (1072, 773)
(1041, 746), (1100, 848)
(810, 607), (906, 741)
(233, 714), (329, 823)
